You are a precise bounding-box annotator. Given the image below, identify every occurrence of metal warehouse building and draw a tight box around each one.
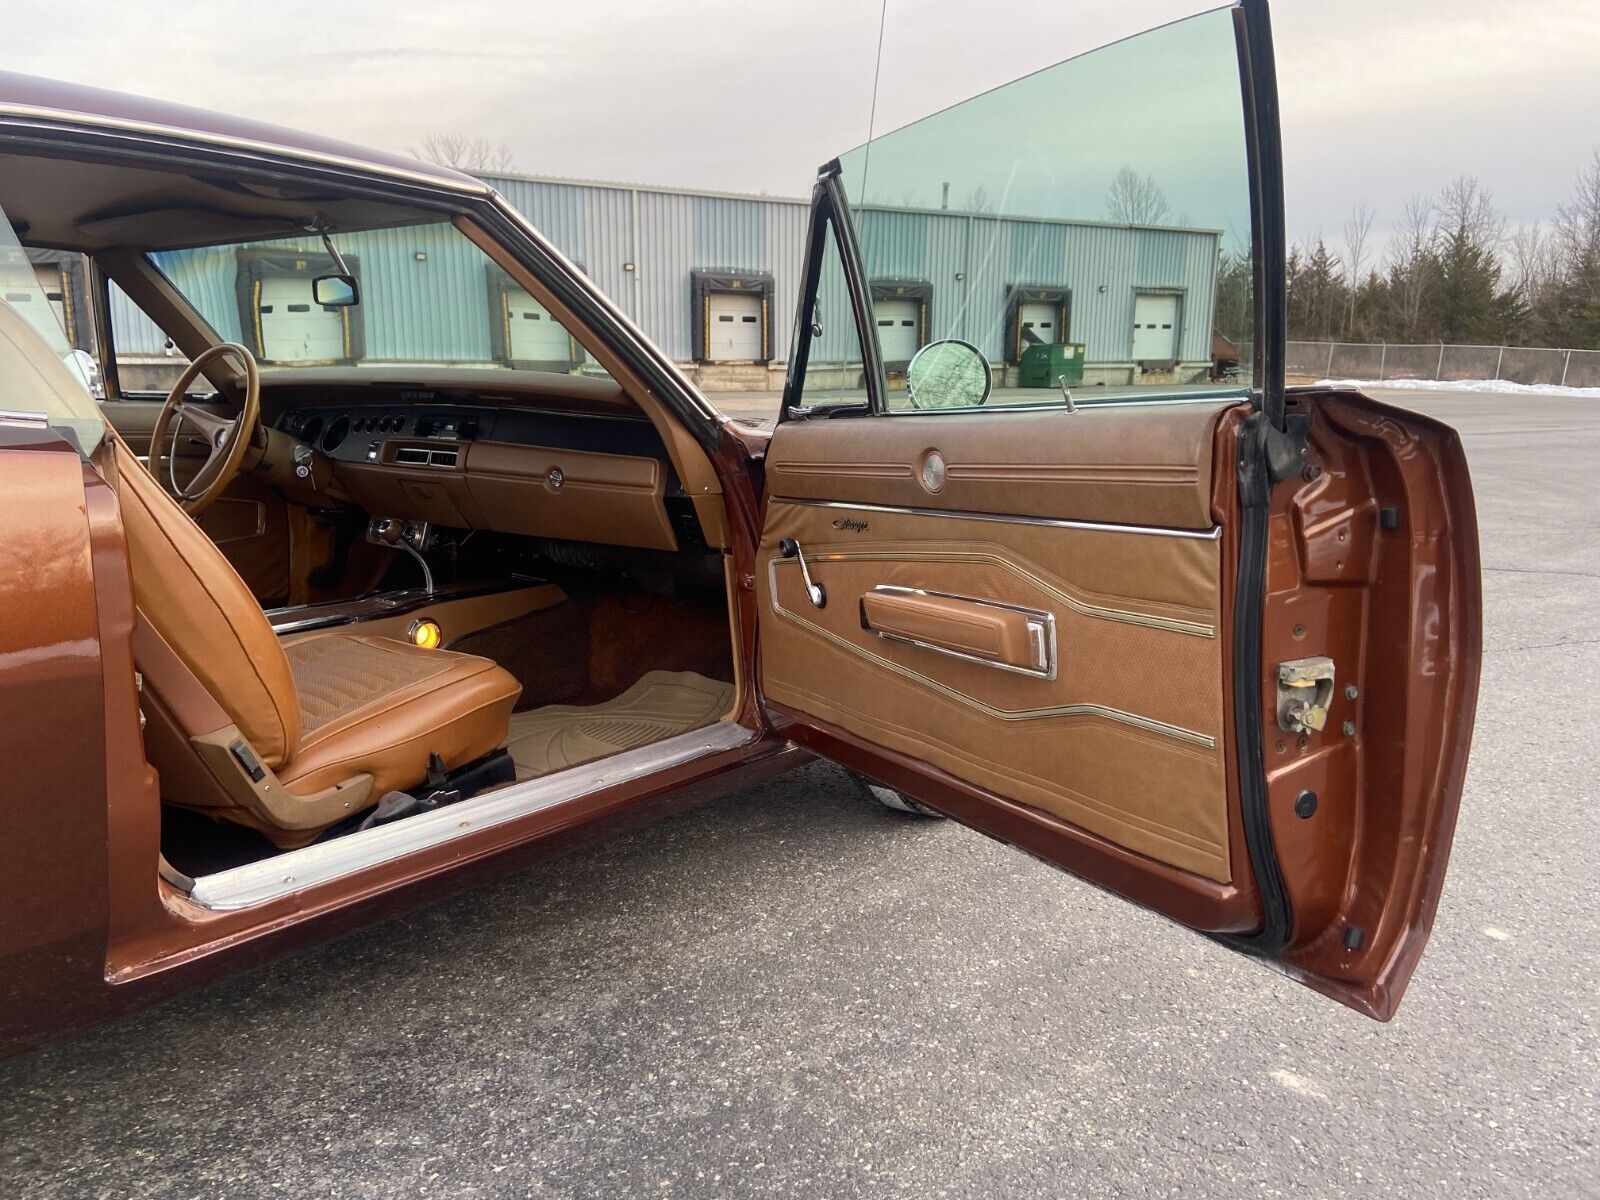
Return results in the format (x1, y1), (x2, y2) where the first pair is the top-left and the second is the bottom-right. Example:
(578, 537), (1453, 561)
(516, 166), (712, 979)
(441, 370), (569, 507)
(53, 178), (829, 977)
(45, 172), (1220, 391)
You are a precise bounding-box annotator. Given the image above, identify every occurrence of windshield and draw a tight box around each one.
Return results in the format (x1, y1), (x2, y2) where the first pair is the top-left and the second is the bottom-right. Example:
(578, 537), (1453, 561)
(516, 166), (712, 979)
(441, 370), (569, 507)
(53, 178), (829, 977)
(0, 201), (105, 452)
(837, 6), (1253, 407)
(151, 221), (612, 379)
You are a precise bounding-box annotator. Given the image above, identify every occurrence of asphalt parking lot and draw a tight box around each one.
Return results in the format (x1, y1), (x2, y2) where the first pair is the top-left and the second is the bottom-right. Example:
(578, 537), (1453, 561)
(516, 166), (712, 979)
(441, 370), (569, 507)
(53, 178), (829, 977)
(2, 388), (1595, 1199)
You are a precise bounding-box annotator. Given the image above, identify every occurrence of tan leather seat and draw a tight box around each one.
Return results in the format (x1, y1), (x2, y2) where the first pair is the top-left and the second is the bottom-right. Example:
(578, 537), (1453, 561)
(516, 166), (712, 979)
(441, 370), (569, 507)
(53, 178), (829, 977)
(1, 299), (520, 845)
(106, 433), (522, 846)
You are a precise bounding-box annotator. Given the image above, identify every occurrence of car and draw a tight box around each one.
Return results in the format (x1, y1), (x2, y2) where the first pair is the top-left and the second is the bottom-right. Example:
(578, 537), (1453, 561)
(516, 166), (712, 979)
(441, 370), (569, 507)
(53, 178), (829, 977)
(0, 0), (1480, 1052)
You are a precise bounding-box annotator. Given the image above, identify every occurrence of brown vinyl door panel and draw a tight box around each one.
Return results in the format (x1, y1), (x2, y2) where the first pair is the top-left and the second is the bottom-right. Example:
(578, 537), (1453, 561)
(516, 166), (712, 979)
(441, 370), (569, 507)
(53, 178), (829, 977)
(759, 490), (1234, 882)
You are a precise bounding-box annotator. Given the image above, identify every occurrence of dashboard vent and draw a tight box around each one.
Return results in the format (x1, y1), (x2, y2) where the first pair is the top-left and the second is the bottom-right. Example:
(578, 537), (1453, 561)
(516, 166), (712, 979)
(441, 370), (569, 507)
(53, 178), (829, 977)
(394, 446), (459, 469)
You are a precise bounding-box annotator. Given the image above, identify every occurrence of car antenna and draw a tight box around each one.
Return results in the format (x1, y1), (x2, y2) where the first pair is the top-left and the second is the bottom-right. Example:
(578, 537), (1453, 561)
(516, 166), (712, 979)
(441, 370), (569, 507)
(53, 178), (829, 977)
(858, 0), (889, 196)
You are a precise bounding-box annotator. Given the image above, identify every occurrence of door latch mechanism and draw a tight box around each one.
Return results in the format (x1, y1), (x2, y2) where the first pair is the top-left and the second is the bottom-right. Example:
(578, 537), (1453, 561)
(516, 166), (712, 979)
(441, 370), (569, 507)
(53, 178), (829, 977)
(778, 537), (826, 608)
(1276, 656), (1335, 733)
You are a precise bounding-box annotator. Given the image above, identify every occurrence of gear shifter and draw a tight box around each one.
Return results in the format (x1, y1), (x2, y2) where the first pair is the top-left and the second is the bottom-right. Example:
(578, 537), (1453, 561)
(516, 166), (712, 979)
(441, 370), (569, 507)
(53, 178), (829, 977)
(367, 517), (434, 594)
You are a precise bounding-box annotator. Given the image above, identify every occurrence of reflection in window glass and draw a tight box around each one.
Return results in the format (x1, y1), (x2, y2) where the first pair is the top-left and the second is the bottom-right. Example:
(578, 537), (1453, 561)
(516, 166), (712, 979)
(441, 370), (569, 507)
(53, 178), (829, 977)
(839, 7), (1253, 408)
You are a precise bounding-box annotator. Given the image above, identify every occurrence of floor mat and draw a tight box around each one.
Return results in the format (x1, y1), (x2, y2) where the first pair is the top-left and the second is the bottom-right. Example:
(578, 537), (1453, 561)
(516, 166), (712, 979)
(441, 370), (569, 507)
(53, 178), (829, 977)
(503, 670), (735, 780)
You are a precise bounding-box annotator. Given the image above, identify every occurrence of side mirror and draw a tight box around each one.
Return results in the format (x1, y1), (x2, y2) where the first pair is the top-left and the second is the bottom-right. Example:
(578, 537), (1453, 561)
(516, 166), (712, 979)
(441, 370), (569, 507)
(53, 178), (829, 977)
(65, 348), (102, 396)
(904, 339), (992, 410)
(312, 273), (359, 308)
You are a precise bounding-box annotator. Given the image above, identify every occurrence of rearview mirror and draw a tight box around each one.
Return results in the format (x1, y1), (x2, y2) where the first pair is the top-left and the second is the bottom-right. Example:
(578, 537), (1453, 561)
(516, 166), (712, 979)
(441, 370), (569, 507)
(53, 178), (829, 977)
(312, 273), (359, 307)
(905, 339), (991, 410)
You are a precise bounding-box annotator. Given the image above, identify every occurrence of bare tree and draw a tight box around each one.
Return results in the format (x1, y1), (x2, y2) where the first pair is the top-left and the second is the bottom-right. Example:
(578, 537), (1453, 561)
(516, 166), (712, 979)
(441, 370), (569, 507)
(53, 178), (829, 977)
(1553, 146), (1600, 298)
(1507, 222), (1552, 297)
(1385, 194), (1434, 339)
(1434, 176), (1505, 250)
(960, 185), (993, 213)
(1105, 166), (1171, 225)
(410, 132), (516, 173)
(1341, 200), (1375, 336)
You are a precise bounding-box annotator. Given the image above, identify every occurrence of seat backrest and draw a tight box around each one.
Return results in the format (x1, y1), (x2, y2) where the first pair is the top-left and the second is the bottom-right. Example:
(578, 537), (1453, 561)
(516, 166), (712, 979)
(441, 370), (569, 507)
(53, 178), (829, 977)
(106, 437), (301, 767)
(3, 293), (300, 768)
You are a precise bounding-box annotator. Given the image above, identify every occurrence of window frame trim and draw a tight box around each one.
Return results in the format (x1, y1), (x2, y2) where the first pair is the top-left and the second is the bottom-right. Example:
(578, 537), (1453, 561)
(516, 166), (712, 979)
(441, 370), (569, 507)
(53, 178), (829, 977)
(778, 162), (886, 423)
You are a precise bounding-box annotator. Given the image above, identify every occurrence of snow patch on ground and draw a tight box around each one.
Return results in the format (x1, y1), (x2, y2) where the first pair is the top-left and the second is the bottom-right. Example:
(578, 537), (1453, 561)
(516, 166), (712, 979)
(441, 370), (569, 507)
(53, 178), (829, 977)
(1317, 377), (1600, 398)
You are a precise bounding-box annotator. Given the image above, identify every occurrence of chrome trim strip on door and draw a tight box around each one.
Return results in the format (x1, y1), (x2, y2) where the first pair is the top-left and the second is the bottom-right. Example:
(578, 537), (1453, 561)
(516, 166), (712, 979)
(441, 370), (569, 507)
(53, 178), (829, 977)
(185, 721), (756, 912)
(863, 585), (1058, 680)
(783, 498), (1223, 541)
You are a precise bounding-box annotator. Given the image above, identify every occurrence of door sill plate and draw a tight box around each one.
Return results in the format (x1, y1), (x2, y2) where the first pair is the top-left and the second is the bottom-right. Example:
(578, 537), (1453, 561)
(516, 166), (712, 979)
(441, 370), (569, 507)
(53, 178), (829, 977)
(184, 720), (755, 911)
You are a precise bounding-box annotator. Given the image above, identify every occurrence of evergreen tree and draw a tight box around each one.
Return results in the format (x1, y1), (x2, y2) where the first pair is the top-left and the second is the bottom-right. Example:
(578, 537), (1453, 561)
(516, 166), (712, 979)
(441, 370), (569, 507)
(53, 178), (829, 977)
(1430, 178), (1505, 344)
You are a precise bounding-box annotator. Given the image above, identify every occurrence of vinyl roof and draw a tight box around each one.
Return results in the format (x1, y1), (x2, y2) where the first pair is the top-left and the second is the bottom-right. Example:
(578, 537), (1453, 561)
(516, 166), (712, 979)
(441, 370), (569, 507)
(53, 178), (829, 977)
(0, 71), (486, 195)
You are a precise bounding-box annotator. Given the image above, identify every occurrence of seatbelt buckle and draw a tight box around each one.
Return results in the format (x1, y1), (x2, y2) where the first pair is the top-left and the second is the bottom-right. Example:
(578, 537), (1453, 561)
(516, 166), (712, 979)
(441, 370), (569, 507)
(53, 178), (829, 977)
(418, 751), (462, 806)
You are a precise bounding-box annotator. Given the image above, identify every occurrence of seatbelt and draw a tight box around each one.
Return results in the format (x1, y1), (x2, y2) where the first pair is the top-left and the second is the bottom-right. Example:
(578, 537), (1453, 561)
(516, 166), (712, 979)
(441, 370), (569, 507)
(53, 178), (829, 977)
(356, 753), (460, 830)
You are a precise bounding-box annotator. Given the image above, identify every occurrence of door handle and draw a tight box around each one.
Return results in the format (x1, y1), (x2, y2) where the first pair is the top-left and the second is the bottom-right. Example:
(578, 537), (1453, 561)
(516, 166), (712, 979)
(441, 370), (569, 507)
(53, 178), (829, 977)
(861, 586), (1056, 678)
(778, 537), (826, 608)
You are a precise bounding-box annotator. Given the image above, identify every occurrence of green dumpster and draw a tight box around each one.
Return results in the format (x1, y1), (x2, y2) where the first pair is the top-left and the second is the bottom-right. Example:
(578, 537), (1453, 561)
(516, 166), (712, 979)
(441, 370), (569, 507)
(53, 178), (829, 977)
(1019, 342), (1085, 388)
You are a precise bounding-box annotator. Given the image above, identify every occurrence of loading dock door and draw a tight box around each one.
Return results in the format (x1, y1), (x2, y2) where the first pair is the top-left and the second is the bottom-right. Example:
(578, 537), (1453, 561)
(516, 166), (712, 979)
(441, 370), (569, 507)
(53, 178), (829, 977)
(1019, 300), (1059, 346)
(4, 268), (64, 344)
(258, 276), (345, 362)
(875, 298), (921, 363)
(1131, 293), (1179, 362)
(33, 266), (69, 336)
(506, 289), (575, 362)
(707, 291), (763, 361)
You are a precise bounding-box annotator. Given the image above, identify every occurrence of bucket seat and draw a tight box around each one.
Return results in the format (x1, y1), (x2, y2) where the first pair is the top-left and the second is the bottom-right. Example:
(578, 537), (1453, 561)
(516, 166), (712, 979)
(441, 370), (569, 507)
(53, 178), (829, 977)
(1, 298), (520, 847)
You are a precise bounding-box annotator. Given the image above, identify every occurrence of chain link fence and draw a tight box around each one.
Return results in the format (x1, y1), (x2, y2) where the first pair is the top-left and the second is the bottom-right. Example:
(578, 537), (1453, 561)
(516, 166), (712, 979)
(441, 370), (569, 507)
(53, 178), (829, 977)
(1287, 341), (1600, 388)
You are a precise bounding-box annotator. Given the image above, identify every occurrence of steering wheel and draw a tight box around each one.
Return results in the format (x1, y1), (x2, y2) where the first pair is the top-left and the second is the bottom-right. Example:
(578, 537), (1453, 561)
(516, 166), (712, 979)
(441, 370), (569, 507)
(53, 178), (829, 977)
(147, 343), (262, 517)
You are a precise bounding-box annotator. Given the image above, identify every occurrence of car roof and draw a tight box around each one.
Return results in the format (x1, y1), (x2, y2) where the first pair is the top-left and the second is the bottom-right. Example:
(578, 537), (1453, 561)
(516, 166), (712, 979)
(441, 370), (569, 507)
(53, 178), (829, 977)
(0, 71), (488, 195)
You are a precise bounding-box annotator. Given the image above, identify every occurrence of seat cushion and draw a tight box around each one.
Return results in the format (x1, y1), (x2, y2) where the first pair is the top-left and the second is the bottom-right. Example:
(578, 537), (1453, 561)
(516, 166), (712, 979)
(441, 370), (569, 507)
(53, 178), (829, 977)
(276, 633), (521, 799)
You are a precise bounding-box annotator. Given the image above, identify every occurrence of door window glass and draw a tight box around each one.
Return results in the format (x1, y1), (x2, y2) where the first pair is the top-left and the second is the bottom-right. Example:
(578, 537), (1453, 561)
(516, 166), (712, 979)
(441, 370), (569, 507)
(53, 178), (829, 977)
(105, 279), (213, 396)
(0, 212), (104, 450)
(838, 6), (1254, 410)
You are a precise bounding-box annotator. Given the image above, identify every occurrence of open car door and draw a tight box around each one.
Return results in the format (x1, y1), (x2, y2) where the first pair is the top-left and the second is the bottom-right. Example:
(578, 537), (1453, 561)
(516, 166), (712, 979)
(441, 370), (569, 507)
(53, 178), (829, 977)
(753, 0), (1480, 1020)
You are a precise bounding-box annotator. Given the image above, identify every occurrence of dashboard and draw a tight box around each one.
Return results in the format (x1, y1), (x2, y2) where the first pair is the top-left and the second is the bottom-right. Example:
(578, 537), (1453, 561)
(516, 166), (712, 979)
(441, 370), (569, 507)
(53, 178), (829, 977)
(274, 392), (702, 553)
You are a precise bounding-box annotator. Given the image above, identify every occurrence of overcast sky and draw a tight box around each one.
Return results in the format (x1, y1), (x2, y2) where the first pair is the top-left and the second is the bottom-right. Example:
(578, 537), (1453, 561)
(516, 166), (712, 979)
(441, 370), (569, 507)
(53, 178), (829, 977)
(11, 0), (1599, 255)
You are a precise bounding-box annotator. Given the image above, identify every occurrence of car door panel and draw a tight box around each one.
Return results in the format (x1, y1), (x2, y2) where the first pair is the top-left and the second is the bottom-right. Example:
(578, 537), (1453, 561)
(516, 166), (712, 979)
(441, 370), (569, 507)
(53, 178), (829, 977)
(759, 405), (1242, 887)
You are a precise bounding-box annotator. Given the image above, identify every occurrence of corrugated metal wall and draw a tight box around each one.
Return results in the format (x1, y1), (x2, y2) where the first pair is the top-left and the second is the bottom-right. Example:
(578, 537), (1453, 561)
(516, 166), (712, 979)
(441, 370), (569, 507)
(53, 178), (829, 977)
(493, 179), (810, 364)
(852, 208), (1218, 364)
(105, 176), (1215, 369)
